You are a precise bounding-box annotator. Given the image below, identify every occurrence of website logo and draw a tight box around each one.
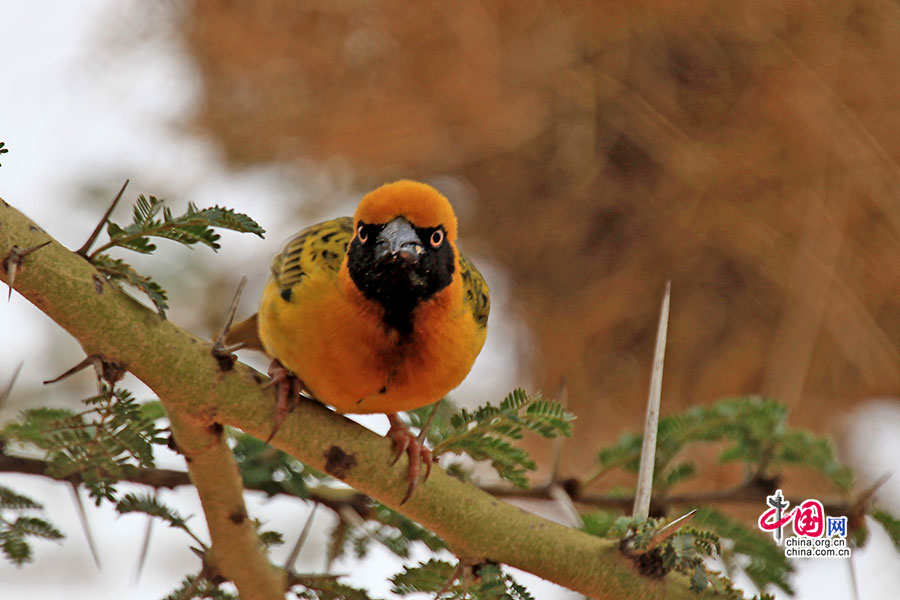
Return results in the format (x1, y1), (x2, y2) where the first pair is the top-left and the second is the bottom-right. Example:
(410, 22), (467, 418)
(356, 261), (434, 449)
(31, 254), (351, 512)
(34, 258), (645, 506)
(757, 489), (850, 558)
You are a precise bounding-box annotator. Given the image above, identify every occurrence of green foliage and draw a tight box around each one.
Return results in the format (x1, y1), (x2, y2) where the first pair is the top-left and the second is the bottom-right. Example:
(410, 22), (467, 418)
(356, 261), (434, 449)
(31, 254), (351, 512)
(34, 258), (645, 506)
(591, 396), (853, 495)
(346, 502), (447, 560)
(580, 509), (618, 538)
(405, 399), (459, 445)
(426, 389), (574, 488)
(88, 194), (264, 317)
(0, 486), (63, 566)
(164, 575), (238, 600)
(3, 384), (164, 504)
(258, 529), (285, 549)
(692, 507), (794, 595)
(605, 515), (724, 594)
(391, 559), (533, 600)
(231, 432), (312, 498)
(116, 493), (205, 547)
(871, 510), (900, 553)
(290, 575), (374, 600)
(0, 141), (8, 166)
(92, 254), (170, 317)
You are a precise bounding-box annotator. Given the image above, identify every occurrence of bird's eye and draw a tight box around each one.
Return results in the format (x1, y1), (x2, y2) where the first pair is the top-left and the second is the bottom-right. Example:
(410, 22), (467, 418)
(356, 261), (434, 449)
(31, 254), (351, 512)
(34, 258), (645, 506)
(357, 224), (368, 243)
(430, 229), (444, 248)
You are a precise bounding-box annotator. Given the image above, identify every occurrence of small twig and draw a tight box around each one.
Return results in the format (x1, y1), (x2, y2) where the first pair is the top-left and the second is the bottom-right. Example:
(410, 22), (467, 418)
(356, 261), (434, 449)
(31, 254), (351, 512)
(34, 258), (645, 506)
(0, 362), (23, 407)
(69, 482), (102, 569)
(633, 281), (671, 519)
(416, 399), (442, 446)
(178, 572), (203, 600)
(212, 276), (248, 360)
(283, 503), (318, 571)
(76, 179), (129, 258)
(4, 241), (52, 300)
(435, 561), (466, 598)
(546, 378), (567, 485)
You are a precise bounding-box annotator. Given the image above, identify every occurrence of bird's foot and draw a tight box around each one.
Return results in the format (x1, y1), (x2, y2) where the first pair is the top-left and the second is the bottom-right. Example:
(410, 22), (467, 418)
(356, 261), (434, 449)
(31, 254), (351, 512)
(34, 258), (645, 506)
(387, 413), (433, 504)
(263, 359), (305, 443)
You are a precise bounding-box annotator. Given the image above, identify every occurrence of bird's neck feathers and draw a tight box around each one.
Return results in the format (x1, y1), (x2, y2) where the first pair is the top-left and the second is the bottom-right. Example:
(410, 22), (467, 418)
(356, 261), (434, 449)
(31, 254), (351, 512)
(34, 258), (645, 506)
(339, 261), (462, 340)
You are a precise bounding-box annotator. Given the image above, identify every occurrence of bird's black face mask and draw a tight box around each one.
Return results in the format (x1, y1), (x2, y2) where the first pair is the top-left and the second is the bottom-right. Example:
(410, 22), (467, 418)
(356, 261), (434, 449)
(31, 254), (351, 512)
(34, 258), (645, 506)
(347, 216), (455, 336)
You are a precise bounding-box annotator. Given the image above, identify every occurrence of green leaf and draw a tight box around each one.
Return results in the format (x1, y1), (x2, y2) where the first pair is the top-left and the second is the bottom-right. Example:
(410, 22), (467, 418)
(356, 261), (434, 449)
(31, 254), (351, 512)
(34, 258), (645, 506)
(116, 493), (189, 530)
(690, 565), (709, 593)
(1, 532), (31, 566)
(259, 529), (284, 549)
(139, 400), (167, 422)
(164, 575), (238, 600)
(3, 407), (78, 448)
(591, 396), (853, 498)
(89, 195), (265, 317)
(10, 517), (63, 541)
(0, 487), (63, 567)
(391, 559), (457, 595)
(580, 509), (618, 537)
(132, 194), (164, 227)
(662, 461), (696, 489)
(291, 574), (374, 600)
(692, 507), (794, 595)
(391, 559), (534, 599)
(0, 141), (9, 166)
(4, 385), (163, 505)
(232, 432), (310, 498)
(93, 253), (169, 317)
(405, 399), (458, 445)
(356, 503), (447, 559)
(871, 509), (900, 553)
(429, 389), (573, 487)
(0, 486), (43, 511)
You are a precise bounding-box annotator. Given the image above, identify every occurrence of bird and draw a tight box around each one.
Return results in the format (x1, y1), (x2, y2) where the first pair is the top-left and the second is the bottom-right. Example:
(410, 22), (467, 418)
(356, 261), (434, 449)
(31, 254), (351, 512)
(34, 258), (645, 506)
(226, 180), (490, 501)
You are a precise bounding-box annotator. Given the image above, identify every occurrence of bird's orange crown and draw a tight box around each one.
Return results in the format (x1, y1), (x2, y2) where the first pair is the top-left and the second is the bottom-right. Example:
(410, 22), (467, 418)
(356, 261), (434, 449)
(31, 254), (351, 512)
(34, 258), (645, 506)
(353, 180), (459, 242)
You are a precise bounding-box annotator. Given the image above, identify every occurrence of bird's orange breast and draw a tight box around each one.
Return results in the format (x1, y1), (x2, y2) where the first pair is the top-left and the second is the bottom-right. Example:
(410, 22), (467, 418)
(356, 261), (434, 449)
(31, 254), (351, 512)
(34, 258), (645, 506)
(257, 266), (485, 414)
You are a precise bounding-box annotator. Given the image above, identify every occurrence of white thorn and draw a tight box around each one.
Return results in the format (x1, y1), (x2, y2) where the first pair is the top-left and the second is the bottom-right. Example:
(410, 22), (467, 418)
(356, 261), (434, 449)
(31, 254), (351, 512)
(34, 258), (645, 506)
(632, 281), (671, 519)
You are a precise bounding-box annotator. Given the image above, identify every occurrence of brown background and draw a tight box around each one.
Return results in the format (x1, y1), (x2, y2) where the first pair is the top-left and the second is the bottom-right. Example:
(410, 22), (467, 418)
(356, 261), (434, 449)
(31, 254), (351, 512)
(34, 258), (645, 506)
(182, 0), (899, 496)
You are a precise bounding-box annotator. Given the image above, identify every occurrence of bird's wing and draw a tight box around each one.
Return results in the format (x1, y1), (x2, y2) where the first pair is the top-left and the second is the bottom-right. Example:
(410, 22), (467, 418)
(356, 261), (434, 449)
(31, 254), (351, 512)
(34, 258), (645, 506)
(270, 216), (354, 293)
(459, 253), (490, 329)
(224, 217), (354, 351)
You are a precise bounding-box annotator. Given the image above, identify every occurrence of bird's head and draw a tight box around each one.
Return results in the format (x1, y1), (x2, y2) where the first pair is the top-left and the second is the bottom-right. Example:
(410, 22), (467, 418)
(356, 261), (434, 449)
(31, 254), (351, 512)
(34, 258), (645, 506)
(344, 180), (459, 334)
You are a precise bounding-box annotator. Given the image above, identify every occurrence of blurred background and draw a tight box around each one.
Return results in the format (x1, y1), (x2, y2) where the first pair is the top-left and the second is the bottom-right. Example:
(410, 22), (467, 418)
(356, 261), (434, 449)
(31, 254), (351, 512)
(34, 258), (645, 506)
(1, 1), (899, 598)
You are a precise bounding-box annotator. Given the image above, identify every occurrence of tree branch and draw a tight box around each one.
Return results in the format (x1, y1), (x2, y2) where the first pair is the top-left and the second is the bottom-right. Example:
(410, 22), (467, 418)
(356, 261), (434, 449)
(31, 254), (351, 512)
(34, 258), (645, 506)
(0, 198), (710, 599)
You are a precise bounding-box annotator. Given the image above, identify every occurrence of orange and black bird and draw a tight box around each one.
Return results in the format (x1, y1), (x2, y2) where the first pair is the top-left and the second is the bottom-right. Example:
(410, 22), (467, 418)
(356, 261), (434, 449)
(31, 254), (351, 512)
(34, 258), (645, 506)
(227, 180), (490, 501)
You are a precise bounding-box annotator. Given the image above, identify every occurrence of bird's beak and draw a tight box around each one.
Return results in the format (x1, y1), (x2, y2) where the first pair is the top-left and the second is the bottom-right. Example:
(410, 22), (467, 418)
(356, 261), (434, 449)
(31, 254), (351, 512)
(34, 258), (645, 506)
(374, 217), (423, 264)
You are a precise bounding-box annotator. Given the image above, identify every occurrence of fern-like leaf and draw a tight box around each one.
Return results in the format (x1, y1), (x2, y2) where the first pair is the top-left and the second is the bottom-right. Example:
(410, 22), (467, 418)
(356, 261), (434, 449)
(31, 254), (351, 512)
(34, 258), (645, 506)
(291, 574), (374, 600)
(88, 195), (264, 317)
(871, 510), (900, 553)
(93, 254), (169, 317)
(429, 389), (573, 487)
(4, 385), (163, 504)
(0, 486), (63, 566)
(116, 493), (206, 548)
(692, 507), (794, 595)
(391, 559), (534, 599)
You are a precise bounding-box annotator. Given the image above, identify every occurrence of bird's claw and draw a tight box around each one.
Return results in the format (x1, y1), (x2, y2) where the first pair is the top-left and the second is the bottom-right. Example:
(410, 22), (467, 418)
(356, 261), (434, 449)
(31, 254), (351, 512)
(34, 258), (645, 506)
(265, 360), (305, 443)
(387, 414), (433, 504)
